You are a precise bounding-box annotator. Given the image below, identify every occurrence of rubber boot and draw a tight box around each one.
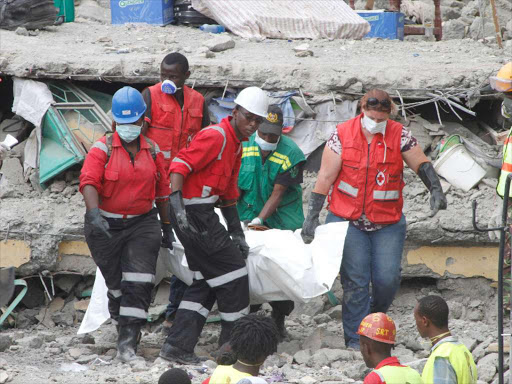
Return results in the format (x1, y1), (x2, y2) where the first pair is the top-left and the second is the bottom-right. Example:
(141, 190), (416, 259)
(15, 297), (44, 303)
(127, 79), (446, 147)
(159, 338), (206, 365)
(116, 324), (141, 362)
(272, 312), (290, 342)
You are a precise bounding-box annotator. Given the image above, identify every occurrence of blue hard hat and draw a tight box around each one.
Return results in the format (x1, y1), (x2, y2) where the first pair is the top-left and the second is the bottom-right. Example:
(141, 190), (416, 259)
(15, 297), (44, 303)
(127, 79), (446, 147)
(111, 86), (147, 124)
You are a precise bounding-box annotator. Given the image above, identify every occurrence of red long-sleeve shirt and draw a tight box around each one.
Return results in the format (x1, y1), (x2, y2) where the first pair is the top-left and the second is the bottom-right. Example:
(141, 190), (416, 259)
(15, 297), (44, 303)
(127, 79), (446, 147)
(169, 117), (243, 202)
(364, 357), (418, 384)
(79, 132), (170, 216)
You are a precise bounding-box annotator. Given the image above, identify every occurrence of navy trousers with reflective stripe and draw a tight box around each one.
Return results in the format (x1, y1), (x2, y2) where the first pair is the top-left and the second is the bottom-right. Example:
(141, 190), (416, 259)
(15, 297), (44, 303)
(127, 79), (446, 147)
(85, 208), (161, 326)
(165, 204), (250, 353)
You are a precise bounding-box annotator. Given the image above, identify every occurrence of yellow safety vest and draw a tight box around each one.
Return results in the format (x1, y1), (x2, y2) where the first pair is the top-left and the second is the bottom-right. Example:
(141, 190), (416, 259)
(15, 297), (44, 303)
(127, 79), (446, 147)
(497, 113), (512, 197)
(209, 365), (252, 384)
(422, 341), (477, 384)
(373, 365), (423, 384)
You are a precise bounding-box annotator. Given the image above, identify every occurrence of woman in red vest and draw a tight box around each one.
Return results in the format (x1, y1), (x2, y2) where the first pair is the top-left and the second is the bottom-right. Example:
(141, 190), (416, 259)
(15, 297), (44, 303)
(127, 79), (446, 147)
(301, 89), (447, 350)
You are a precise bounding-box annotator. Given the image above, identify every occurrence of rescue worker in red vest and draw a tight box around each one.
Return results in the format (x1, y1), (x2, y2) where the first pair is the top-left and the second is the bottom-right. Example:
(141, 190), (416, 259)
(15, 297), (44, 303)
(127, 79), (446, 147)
(80, 86), (172, 362)
(237, 105), (306, 340)
(159, 87), (269, 364)
(414, 295), (477, 383)
(358, 312), (423, 384)
(142, 52), (210, 331)
(301, 89), (447, 350)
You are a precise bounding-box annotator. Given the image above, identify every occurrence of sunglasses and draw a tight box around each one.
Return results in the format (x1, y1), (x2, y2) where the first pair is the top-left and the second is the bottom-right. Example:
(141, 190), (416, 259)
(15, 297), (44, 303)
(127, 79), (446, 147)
(367, 98), (391, 109)
(239, 109), (264, 124)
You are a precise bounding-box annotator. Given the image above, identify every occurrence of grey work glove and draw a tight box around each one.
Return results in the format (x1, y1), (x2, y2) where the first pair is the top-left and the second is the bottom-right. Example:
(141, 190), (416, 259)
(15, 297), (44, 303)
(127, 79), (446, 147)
(488, 204), (502, 241)
(221, 205), (250, 259)
(85, 208), (112, 238)
(418, 162), (447, 217)
(161, 222), (175, 249)
(169, 190), (197, 234)
(301, 192), (327, 244)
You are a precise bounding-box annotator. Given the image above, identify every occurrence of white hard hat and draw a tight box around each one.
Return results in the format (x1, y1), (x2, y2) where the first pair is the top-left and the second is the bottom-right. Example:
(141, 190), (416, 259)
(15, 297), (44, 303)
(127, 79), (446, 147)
(234, 87), (269, 117)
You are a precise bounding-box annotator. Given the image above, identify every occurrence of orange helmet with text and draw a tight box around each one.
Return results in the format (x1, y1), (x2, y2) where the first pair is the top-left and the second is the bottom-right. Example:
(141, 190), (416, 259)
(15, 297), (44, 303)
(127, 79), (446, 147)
(357, 312), (397, 344)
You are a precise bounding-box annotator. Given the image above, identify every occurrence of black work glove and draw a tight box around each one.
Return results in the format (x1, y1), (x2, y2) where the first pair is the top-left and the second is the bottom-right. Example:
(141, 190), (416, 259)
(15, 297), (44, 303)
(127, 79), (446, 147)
(221, 205), (250, 259)
(161, 222), (175, 249)
(418, 162), (448, 217)
(169, 190), (197, 234)
(301, 192), (327, 244)
(85, 208), (112, 238)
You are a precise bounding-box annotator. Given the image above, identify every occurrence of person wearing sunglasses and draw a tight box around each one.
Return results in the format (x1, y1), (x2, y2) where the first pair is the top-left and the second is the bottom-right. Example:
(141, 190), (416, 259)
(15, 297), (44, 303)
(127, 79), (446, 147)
(301, 88), (447, 350)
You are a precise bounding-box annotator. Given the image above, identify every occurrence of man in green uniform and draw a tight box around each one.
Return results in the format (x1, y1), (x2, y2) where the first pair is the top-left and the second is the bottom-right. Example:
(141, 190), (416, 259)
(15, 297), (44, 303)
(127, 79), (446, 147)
(237, 105), (306, 339)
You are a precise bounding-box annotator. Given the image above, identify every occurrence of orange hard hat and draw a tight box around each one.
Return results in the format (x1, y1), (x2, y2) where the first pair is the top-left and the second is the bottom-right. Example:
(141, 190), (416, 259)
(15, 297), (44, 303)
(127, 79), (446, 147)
(357, 312), (396, 344)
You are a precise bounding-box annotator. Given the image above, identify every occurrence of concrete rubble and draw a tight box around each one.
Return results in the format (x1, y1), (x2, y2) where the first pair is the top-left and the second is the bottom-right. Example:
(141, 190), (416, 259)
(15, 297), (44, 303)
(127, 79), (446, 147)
(0, 277), (507, 383)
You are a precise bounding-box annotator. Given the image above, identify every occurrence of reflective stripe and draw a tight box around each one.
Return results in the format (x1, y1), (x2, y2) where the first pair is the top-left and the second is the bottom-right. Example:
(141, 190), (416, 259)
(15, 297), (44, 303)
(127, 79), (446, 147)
(206, 267), (248, 288)
(161, 150), (171, 159)
(179, 300), (210, 318)
(243, 146), (259, 152)
(372, 370), (385, 381)
(183, 195), (219, 206)
(242, 151), (260, 158)
(193, 271), (204, 280)
(108, 289), (122, 298)
(373, 190), (399, 200)
(99, 209), (142, 219)
(154, 142), (161, 154)
(338, 181), (358, 198)
(155, 195), (169, 201)
(122, 272), (155, 283)
(202, 126), (226, 160)
(119, 306), (147, 319)
(201, 185), (212, 198)
(268, 154), (292, 171)
(219, 306), (250, 322)
(172, 157), (192, 171)
(92, 141), (108, 154)
(272, 152), (292, 168)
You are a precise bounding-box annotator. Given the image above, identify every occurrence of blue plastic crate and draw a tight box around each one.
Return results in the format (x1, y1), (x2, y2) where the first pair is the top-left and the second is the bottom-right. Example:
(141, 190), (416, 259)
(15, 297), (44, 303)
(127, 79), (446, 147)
(111, 0), (174, 26)
(357, 11), (404, 40)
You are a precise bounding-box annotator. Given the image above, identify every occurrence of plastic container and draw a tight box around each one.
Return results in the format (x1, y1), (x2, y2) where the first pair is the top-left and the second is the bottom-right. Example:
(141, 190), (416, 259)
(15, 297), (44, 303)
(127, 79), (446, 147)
(54, 0), (75, 23)
(110, 0), (174, 26)
(439, 134), (461, 153)
(199, 24), (225, 33)
(356, 11), (404, 40)
(433, 144), (486, 192)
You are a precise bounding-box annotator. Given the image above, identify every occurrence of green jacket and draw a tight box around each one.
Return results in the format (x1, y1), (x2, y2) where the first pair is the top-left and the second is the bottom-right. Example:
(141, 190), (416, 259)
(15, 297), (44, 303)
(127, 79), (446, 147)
(237, 134), (305, 230)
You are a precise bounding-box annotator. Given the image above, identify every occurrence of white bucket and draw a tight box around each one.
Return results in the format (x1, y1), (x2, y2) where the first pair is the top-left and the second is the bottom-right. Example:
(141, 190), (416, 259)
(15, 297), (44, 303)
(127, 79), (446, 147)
(433, 144), (486, 192)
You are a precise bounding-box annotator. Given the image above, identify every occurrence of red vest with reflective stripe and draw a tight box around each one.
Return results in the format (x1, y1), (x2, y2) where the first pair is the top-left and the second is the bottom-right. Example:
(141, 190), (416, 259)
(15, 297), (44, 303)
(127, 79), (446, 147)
(179, 118), (242, 201)
(329, 114), (404, 224)
(146, 84), (205, 167)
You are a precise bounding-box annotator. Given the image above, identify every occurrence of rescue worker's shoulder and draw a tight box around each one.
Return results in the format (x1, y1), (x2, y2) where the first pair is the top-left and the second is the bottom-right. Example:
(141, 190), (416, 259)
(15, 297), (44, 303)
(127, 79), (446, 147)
(185, 85), (206, 101)
(197, 125), (227, 143)
(88, 136), (109, 156)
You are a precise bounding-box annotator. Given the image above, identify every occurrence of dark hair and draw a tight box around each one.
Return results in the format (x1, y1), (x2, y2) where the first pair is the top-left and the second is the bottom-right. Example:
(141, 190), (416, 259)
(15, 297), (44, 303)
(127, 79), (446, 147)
(417, 295), (449, 328)
(158, 368), (191, 384)
(360, 335), (393, 355)
(161, 52), (189, 73)
(230, 314), (280, 364)
(360, 89), (397, 114)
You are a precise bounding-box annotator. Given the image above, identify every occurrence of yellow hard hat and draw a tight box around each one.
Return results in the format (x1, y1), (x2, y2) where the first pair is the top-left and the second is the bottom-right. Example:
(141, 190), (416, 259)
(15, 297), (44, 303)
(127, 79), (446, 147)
(490, 62), (512, 93)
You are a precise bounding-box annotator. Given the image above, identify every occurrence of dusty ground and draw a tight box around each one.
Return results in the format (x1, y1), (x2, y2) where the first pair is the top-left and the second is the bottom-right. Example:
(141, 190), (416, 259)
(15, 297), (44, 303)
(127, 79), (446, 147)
(0, 278), (505, 384)
(0, 4), (509, 95)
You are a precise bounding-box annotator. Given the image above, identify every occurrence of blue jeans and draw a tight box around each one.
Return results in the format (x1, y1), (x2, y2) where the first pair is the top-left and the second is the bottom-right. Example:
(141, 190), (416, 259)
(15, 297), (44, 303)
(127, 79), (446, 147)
(165, 276), (188, 321)
(326, 212), (406, 348)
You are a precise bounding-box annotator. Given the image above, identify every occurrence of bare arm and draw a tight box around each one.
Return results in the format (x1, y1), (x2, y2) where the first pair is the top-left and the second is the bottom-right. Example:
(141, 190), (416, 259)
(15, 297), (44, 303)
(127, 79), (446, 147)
(402, 145), (430, 174)
(156, 200), (170, 223)
(82, 185), (100, 210)
(257, 184), (288, 221)
(313, 145), (342, 195)
(170, 173), (184, 193)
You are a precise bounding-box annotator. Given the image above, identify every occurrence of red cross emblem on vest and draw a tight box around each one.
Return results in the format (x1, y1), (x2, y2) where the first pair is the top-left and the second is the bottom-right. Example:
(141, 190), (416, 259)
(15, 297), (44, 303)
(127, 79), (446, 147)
(376, 171), (386, 186)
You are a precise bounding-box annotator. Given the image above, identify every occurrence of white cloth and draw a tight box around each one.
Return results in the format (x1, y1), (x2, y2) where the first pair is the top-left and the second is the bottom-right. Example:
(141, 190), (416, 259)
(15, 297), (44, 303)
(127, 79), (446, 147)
(79, 219), (347, 334)
(12, 77), (54, 174)
(191, 0), (370, 40)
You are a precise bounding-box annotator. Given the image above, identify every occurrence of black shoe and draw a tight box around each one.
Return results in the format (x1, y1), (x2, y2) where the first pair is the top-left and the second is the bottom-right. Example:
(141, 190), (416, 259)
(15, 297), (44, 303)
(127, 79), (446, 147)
(272, 312), (290, 342)
(159, 342), (206, 365)
(116, 324), (141, 362)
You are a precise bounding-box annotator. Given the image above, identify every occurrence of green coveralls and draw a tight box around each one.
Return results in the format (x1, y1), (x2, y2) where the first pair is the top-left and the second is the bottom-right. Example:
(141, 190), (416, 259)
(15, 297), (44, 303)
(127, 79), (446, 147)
(237, 134), (305, 230)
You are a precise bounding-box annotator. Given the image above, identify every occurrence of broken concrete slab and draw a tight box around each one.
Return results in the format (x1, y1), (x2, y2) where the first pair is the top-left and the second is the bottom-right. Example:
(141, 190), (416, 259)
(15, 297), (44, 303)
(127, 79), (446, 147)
(203, 34), (235, 52)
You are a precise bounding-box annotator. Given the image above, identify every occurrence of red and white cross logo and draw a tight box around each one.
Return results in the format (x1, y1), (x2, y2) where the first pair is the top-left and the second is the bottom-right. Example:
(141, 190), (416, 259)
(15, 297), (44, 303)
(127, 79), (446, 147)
(376, 171), (386, 186)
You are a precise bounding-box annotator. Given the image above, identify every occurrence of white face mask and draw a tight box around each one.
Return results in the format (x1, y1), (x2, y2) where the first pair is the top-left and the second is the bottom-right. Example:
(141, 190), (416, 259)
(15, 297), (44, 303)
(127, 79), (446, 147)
(161, 80), (181, 95)
(363, 114), (387, 134)
(116, 123), (141, 143)
(255, 133), (279, 152)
